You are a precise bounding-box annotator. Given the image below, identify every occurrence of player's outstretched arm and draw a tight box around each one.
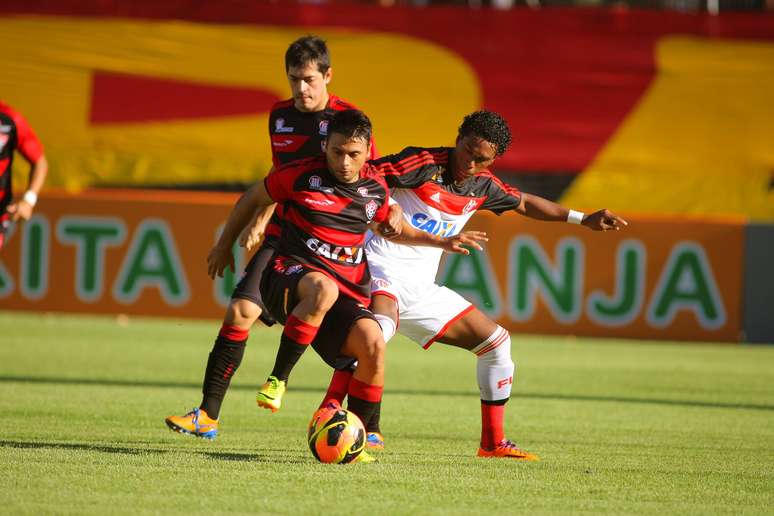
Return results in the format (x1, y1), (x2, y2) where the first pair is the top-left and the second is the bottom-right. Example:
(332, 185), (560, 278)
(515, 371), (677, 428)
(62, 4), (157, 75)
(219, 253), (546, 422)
(6, 155), (48, 222)
(515, 193), (628, 231)
(374, 219), (488, 255)
(208, 180), (274, 279)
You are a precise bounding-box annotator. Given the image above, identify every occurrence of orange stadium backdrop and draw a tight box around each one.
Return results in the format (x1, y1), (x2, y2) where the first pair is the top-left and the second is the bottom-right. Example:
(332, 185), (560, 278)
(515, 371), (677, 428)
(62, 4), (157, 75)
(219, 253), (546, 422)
(1, 2), (773, 220)
(0, 192), (743, 342)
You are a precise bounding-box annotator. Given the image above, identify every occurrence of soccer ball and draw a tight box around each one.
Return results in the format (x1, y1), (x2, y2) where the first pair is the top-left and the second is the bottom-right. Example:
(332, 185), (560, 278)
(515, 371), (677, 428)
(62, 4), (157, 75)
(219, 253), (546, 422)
(307, 404), (366, 464)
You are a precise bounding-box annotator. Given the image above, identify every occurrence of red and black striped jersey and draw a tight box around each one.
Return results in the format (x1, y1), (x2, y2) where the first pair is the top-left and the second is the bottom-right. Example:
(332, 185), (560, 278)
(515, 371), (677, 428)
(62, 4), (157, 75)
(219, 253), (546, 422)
(366, 147), (522, 282)
(265, 94), (378, 242)
(371, 147), (522, 215)
(264, 156), (390, 305)
(0, 101), (44, 210)
(269, 94), (378, 168)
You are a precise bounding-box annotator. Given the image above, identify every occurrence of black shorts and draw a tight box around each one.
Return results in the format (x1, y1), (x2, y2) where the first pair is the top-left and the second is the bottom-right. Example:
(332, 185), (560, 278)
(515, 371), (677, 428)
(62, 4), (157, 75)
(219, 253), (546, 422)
(232, 239), (278, 325)
(0, 212), (10, 250)
(260, 256), (377, 368)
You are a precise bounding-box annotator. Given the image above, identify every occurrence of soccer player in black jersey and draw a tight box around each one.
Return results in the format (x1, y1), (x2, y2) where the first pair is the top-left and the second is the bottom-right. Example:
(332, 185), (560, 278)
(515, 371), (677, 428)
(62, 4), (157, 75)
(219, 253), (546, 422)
(165, 109), (483, 450)
(0, 100), (48, 250)
(165, 36), (378, 439)
(222, 110), (480, 458)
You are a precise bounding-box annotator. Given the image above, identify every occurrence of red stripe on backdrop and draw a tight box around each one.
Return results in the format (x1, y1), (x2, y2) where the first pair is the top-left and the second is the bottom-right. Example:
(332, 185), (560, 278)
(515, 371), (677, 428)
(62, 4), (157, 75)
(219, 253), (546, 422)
(90, 71), (279, 124)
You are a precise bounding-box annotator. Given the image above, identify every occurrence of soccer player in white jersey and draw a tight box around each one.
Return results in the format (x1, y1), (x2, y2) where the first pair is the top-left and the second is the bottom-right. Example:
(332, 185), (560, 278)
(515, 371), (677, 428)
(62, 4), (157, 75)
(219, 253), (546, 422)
(325, 110), (628, 458)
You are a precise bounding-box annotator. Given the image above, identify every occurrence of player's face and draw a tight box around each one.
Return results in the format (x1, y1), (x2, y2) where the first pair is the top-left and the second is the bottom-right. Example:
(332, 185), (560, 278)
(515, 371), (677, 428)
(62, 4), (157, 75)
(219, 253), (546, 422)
(287, 61), (332, 113)
(452, 135), (498, 183)
(324, 133), (371, 184)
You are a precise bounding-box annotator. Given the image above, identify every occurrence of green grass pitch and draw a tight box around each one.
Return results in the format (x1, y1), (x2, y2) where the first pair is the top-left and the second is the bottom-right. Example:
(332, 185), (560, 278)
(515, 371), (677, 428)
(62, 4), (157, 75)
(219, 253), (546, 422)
(1, 311), (772, 514)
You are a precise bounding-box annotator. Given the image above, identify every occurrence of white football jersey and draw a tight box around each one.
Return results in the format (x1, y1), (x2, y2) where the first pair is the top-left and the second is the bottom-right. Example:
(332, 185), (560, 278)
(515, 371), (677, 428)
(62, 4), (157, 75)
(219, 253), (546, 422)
(366, 147), (522, 284)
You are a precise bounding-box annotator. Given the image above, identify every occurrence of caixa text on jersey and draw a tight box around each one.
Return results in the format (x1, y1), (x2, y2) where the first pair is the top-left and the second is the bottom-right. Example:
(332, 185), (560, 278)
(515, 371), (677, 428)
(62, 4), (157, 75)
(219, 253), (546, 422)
(305, 238), (364, 264)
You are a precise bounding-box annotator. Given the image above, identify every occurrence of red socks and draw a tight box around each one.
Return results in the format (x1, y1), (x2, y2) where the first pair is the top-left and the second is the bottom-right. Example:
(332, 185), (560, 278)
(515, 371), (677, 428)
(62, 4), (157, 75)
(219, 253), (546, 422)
(320, 369), (353, 408)
(480, 402), (505, 450)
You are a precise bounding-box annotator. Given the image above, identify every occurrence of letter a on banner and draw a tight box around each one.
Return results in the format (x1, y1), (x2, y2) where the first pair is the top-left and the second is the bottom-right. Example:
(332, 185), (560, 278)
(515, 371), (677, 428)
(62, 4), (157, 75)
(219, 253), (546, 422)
(113, 219), (190, 306)
(647, 242), (726, 330)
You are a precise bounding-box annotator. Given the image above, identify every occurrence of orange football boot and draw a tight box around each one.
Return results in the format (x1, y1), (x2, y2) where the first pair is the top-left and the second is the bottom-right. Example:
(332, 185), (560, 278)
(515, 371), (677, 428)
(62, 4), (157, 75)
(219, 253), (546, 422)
(477, 439), (539, 460)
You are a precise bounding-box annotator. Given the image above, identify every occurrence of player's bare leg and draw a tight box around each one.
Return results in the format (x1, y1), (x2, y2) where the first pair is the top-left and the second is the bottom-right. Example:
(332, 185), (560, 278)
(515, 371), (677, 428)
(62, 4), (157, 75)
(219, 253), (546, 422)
(321, 293), (396, 448)
(438, 308), (539, 460)
(257, 272), (338, 412)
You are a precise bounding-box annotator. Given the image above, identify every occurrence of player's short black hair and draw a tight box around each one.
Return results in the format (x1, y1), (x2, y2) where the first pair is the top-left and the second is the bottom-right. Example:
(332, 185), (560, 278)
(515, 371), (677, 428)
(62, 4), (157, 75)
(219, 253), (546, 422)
(285, 35), (331, 74)
(328, 109), (372, 145)
(458, 110), (512, 157)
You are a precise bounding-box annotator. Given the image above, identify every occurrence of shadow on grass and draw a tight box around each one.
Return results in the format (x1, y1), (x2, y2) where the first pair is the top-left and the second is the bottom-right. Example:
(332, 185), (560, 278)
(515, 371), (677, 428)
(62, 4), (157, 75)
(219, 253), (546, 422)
(0, 439), (298, 463)
(1, 375), (772, 412)
(0, 440), (164, 455)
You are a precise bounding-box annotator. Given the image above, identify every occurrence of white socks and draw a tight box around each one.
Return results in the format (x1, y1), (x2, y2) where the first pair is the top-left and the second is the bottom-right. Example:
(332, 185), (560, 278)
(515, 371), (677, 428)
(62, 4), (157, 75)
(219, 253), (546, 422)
(472, 326), (514, 402)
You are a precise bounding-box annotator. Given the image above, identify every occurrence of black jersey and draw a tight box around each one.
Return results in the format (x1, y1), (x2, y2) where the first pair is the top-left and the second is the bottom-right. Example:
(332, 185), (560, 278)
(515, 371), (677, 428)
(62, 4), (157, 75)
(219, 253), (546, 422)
(264, 156), (390, 305)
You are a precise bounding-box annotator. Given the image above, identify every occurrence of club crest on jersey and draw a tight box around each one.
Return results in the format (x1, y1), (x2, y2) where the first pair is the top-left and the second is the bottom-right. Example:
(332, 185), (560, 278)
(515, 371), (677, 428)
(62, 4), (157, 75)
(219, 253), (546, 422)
(275, 118), (294, 133)
(306, 238), (364, 264)
(319, 120), (329, 136)
(364, 200), (378, 221)
(462, 199), (478, 215)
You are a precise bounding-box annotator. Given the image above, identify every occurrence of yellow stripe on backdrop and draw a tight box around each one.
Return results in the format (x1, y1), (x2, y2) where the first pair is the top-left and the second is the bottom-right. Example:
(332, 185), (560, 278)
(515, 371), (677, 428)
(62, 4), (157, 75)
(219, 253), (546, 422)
(2, 16), (480, 190)
(563, 36), (774, 222)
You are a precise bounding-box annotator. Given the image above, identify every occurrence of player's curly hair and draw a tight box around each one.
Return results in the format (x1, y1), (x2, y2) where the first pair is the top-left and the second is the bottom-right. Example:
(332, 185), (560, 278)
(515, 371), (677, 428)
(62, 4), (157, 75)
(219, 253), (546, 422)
(285, 35), (330, 74)
(458, 110), (512, 157)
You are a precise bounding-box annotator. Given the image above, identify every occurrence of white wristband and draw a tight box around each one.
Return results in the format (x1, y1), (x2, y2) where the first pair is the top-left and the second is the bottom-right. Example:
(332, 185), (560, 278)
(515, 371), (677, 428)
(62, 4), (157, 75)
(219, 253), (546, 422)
(567, 209), (584, 225)
(23, 190), (38, 207)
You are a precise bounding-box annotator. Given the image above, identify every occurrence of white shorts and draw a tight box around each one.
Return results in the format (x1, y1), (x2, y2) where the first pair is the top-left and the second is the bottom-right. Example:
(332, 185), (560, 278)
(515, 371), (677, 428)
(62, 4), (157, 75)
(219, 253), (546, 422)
(369, 263), (473, 349)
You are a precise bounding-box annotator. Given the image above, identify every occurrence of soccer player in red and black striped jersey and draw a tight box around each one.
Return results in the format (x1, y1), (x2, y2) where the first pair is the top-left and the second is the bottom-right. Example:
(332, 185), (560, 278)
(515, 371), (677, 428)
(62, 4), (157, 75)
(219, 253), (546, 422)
(0, 100), (48, 250)
(165, 36), (379, 438)
(192, 110), (480, 459)
(327, 110), (628, 459)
